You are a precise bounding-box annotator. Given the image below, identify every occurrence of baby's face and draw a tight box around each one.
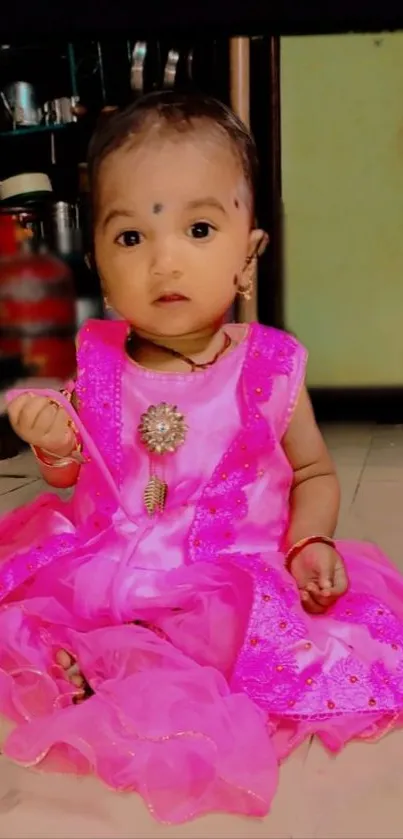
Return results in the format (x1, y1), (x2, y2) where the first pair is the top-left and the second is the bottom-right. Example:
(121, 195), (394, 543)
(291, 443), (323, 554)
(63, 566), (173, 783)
(93, 131), (261, 337)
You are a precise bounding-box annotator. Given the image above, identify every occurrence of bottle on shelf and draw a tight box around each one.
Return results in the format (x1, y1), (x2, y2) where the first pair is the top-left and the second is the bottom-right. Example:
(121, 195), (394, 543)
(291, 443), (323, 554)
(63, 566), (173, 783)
(0, 210), (76, 379)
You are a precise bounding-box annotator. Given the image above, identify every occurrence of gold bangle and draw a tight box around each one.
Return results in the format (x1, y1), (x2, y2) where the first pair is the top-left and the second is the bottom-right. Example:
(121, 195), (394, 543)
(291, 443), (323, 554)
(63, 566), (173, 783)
(30, 394), (83, 466)
(31, 445), (84, 468)
(285, 535), (335, 571)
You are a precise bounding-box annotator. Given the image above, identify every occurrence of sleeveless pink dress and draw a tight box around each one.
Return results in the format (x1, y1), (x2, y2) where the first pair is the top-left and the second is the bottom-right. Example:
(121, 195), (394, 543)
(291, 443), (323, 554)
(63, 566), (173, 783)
(1, 319), (403, 824)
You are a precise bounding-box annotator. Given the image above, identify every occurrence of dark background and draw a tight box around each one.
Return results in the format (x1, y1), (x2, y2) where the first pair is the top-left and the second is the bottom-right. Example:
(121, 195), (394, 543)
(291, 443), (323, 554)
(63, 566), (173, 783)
(1, 0), (402, 37)
(0, 36), (282, 327)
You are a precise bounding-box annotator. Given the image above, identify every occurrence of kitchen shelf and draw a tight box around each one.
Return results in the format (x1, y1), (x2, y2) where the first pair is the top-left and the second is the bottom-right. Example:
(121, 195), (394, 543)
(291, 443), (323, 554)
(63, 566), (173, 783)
(0, 123), (74, 138)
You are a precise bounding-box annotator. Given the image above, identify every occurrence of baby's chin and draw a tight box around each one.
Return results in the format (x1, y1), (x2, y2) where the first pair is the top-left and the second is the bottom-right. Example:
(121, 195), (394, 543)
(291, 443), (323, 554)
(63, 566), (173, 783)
(125, 310), (215, 338)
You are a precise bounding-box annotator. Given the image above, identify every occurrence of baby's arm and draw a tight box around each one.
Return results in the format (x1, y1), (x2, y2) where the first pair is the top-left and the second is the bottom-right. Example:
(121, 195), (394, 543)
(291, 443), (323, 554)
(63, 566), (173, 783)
(7, 386), (81, 489)
(282, 386), (340, 549)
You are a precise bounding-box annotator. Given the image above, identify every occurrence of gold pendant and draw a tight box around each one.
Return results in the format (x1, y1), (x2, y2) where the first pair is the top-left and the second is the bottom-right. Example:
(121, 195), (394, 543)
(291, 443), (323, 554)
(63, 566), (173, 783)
(138, 403), (187, 516)
(144, 474), (168, 516)
(138, 403), (187, 455)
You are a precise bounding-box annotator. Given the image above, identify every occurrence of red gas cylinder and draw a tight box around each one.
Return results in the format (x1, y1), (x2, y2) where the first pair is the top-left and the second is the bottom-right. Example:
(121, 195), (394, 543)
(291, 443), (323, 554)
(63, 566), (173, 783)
(0, 212), (76, 379)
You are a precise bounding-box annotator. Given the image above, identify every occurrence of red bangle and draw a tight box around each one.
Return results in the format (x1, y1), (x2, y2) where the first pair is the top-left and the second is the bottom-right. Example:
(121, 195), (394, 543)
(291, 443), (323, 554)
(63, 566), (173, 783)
(285, 535), (335, 571)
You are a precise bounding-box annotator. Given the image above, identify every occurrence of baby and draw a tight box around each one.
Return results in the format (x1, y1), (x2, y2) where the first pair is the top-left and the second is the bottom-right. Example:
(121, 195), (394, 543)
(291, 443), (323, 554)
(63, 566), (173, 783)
(0, 92), (401, 824)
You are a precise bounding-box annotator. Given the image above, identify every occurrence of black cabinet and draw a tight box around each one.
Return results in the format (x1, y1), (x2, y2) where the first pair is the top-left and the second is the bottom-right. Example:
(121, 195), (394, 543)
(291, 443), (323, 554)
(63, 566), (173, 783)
(0, 0), (401, 37)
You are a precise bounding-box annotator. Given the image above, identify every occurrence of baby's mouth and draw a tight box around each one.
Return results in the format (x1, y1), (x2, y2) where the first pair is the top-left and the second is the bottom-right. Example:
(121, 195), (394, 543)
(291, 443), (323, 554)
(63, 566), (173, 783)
(155, 293), (189, 304)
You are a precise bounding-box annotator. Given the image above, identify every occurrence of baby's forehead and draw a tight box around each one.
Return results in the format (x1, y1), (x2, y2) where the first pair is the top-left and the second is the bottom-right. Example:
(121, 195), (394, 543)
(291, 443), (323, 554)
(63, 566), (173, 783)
(123, 129), (241, 173)
(100, 134), (249, 205)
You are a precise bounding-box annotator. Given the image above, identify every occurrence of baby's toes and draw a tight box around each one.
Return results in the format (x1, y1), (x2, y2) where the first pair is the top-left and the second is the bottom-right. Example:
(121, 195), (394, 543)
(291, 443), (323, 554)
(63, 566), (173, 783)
(55, 649), (75, 671)
(56, 650), (84, 687)
(70, 672), (85, 688)
(55, 648), (93, 701)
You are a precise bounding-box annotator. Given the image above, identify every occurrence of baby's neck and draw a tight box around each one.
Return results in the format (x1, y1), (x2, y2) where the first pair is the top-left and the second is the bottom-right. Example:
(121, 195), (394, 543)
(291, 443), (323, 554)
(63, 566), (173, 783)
(129, 323), (231, 372)
(135, 325), (221, 356)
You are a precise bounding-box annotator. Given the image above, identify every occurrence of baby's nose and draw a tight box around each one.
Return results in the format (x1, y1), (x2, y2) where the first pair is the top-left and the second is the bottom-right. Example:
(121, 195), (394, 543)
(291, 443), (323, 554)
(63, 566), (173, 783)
(150, 240), (182, 277)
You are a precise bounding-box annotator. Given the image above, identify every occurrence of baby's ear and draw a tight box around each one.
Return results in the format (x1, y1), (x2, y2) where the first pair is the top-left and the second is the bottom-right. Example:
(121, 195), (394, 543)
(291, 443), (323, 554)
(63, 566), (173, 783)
(249, 228), (269, 257)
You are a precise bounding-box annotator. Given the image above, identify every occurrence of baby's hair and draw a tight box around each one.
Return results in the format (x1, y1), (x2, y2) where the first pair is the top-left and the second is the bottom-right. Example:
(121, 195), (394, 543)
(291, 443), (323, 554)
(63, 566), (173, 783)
(87, 90), (259, 218)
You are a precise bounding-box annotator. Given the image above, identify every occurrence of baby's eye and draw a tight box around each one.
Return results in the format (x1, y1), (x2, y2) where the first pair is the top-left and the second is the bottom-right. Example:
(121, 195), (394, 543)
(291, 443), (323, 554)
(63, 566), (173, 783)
(188, 222), (216, 240)
(116, 230), (142, 247)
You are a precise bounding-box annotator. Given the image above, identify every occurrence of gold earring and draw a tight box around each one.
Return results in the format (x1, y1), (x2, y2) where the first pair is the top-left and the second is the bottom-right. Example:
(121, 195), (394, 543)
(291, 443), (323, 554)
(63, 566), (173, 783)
(236, 278), (253, 301)
(237, 251), (255, 301)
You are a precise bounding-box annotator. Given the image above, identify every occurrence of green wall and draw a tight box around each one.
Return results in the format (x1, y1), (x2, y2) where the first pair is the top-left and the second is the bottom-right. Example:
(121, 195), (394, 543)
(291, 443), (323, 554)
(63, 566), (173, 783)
(281, 33), (403, 386)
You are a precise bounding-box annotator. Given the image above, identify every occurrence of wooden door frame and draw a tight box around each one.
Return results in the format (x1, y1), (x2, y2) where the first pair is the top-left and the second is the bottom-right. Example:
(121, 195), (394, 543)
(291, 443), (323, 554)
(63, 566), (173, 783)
(249, 35), (284, 328)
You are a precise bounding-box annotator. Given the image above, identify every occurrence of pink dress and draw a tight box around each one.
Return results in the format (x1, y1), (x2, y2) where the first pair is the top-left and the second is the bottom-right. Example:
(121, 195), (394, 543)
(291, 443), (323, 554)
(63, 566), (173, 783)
(1, 319), (403, 824)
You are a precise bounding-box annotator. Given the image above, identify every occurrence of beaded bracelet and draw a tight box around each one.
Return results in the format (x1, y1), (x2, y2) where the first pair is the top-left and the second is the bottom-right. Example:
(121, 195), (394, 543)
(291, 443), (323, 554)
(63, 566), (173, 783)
(285, 535), (336, 571)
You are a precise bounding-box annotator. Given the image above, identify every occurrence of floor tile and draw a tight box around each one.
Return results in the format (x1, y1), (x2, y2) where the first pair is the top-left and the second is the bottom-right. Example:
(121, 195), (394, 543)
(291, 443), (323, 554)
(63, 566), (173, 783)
(0, 476), (38, 498)
(336, 467), (365, 513)
(297, 731), (403, 839)
(0, 749), (309, 839)
(321, 424), (374, 469)
(0, 450), (37, 480)
(351, 479), (403, 565)
(321, 423), (374, 447)
(335, 508), (370, 541)
(0, 478), (44, 514)
(371, 424), (403, 444)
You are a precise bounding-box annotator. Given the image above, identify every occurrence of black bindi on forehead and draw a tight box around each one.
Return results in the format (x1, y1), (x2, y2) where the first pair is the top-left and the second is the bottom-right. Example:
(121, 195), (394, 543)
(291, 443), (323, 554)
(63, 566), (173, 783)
(153, 203), (164, 214)
(234, 199), (239, 209)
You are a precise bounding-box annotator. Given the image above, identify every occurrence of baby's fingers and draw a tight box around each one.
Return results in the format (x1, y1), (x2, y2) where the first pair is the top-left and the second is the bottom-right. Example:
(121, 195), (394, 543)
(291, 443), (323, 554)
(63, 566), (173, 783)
(301, 589), (327, 615)
(310, 588), (337, 608)
(306, 581), (321, 596)
(306, 578), (345, 611)
(7, 393), (37, 429)
(333, 561), (349, 597)
(29, 402), (60, 440)
(8, 394), (58, 442)
(39, 410), (74, 452)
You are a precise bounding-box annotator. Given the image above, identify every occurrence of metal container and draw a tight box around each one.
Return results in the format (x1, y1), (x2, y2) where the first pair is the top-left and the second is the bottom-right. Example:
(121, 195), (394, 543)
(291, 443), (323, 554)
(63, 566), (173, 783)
(2, 82), (41, 127)
(43, 96), (80, 126)
(51, 201), (82, 256)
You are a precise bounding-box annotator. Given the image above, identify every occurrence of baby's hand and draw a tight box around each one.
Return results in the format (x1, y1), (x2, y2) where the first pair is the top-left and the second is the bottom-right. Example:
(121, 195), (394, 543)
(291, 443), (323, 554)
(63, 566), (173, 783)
(288, 542), (348, 614)
(7, 393), (76, 457)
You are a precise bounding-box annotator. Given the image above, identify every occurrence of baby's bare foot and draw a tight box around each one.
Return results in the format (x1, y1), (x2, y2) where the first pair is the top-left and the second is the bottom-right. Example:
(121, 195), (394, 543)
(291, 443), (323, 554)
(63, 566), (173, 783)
(55, 649), (93, 703)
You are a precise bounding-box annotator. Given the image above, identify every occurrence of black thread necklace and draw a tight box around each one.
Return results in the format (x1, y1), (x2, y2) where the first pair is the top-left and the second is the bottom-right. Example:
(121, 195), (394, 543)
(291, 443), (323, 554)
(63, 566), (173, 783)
(126, 329), (232, 372)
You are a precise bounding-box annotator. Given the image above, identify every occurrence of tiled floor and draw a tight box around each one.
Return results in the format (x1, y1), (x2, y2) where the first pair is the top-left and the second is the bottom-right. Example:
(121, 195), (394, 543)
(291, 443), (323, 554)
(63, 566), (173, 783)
(0, 424), (403, 838)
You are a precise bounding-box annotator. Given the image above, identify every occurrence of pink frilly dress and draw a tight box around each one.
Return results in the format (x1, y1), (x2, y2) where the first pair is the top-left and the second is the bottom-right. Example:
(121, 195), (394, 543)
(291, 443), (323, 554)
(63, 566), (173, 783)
(1, 319), (403, 824)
